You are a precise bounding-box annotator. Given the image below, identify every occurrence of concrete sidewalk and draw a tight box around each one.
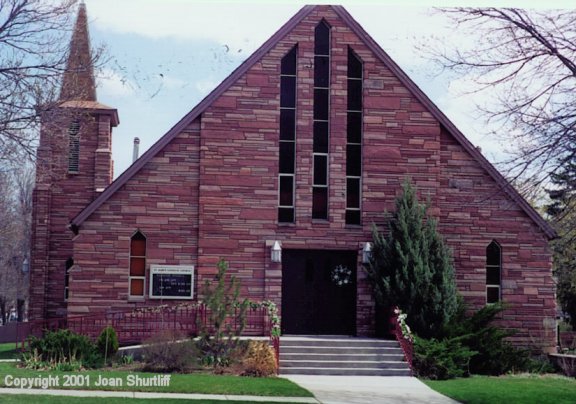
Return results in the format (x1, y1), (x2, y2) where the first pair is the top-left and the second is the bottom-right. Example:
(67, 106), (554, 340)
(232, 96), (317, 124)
(0, 387), (319, 402)
(0, 376), (458, 403)
(281, 375), (458, 404)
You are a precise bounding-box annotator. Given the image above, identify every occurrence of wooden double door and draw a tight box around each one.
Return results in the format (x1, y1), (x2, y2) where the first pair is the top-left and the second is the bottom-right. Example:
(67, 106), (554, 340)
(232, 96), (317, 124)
(281, 249), (357, 335)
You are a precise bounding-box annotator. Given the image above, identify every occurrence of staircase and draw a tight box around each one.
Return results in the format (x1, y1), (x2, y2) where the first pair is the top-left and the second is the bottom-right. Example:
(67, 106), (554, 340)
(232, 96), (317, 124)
(279, 336), (411, 376)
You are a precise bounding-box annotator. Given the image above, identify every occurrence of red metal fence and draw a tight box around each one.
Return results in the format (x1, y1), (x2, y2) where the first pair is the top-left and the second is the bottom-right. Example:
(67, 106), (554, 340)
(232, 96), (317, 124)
(18, 303), (272, 348)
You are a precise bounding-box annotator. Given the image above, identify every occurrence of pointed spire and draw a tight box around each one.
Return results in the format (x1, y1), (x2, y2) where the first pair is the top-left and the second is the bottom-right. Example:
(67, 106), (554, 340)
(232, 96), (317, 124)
(59, 1), (97, 101)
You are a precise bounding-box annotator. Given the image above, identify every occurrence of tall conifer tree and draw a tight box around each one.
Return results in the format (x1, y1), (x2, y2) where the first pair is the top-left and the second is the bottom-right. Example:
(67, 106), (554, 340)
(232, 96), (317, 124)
(365, 179), (458, 338)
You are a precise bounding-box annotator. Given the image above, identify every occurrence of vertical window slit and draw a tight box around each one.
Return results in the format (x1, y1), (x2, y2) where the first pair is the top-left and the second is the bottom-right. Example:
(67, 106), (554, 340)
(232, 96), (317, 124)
(279, 45), (297, 223)
(346, 47), (363, 225)
(312, 20), (331, 220)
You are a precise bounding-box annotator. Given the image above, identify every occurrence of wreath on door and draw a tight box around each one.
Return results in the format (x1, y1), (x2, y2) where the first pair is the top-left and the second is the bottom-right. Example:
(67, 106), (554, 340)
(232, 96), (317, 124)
(330, 264), (352, 287)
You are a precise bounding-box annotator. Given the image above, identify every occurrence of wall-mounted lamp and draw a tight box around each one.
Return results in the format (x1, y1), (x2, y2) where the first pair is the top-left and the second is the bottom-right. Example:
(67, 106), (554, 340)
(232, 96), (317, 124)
(362, 242), (372, 265)
(22, 257), (29, 273)
(271, 241), (282, 263)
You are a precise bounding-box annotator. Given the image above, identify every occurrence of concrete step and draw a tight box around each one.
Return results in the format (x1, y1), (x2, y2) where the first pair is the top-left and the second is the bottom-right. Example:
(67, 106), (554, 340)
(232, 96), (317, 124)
(280, 353), (405, 361)
(278, 336), (411, 376)
(279, 367), (412, 376)
(280, 346), (403, 355)
(280, 359), (410, 369)
(281, 337), (398, 348)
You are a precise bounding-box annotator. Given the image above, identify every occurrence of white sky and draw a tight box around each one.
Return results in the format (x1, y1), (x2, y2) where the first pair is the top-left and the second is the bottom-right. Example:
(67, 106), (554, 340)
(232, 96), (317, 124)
(83, 0), (576, 177)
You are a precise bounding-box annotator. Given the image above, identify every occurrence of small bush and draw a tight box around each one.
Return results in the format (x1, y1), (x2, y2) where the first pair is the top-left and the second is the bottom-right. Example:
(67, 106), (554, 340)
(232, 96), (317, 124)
(240, 340), (277, 377)
(96, 326), (119, 362)
(525, 355), (557, 374)
(142, 330), (200, 372)
(24, 329), (102, 369)
(413, 336), (476, 380)
(446, 303), (530, 375)
(196, 259), (249, 368)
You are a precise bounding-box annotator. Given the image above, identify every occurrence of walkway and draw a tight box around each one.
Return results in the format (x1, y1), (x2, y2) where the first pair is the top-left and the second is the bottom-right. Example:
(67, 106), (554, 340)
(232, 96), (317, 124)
(281, 375), (458, 404)
(0, 376), (457, 403)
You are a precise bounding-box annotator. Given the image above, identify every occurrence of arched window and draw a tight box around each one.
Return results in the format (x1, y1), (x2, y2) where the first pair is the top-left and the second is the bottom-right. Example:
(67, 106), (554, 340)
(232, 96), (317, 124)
(129, 231), (146, 298)
(65, 258), (74, 301)
(486, 241), (501, 304)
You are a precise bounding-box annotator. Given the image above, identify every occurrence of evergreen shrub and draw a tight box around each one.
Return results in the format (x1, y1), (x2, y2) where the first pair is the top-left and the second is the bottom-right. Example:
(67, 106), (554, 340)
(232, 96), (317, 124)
(446, 303), (530, 375)
(25, 329), (102, 369)
(96, 325), (119, 362)
(413, 336), (476, 380)
(196, 259), (249, 368)
(365, 179), (458, 339)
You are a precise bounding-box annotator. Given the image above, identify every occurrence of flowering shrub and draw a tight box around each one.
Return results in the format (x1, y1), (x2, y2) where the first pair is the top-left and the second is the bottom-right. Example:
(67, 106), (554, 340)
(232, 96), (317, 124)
(394, 307), (414, 342)
(250, 300), (280, 338)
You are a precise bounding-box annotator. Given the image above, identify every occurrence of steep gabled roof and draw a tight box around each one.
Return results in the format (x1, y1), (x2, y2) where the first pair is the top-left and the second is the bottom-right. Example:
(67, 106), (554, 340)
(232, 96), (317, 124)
(71, 5), (556, 239)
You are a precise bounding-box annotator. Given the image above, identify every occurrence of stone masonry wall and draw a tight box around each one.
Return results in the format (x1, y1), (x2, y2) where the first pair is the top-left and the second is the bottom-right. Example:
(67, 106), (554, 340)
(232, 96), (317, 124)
(69, 121), (200, 314)
(30, 110), (112, 320)
(69, 6), (555, 349)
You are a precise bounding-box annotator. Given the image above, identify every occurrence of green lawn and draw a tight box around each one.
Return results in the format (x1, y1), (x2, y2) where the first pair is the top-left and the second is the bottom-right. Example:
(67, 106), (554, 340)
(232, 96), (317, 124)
(0, 362), (311, 397)
(0, 343), (19, 360)
(0, 395), (305, 404)
(424, 375), (576, 404)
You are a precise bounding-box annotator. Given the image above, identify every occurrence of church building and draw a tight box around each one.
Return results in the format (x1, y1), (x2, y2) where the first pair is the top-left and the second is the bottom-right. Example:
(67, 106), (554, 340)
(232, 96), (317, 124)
(30, 4), (557, 351)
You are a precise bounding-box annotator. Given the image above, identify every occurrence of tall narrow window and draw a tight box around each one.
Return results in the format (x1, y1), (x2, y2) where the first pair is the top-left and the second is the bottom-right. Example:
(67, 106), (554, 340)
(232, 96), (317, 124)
(486, 241), (501, 304)
(64, 258), (74, 301)
(279, 45), (297, 223)
(68, 120), (80, 173)
(312, 20), (330, 220)
(346, 48), (363, 225)
(130, 231), (146, 298)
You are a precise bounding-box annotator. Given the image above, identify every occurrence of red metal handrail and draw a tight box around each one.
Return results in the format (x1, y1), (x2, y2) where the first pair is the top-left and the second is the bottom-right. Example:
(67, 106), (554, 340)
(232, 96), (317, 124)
(390, 307), (414, 374)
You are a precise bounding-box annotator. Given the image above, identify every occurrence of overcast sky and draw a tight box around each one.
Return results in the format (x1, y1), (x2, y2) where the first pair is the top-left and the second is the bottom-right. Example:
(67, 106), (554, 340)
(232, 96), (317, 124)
(83, 0), (576, 177)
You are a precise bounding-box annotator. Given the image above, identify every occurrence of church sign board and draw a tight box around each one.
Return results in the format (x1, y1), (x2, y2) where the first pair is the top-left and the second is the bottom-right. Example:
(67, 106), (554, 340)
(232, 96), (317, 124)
(149, 265), (194, 299)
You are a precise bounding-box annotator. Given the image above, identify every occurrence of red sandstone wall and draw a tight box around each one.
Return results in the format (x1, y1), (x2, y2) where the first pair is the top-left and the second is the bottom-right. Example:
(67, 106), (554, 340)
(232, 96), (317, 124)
(195, 6), (445, 337)
(30, 111), (112, 320)
(69, 121), (200, 314)
(438, 127), (556, 350)
(69, 6), (555, 349)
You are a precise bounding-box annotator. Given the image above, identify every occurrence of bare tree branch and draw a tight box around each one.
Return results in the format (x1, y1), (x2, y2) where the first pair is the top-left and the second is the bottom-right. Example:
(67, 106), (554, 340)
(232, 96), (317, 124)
(0, 0), (107, 164)
(423, 7), (575, 199)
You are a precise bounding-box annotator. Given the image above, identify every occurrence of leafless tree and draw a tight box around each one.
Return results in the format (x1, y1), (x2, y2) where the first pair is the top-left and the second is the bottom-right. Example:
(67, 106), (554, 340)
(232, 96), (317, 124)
(0, 0), (103, 164)
(425, 8), (576, 194)
(0, 163), (33, 323)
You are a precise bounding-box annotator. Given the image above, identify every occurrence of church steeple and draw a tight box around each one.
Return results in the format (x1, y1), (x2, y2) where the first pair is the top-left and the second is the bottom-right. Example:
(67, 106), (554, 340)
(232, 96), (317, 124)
(29, 1), (118, 322)
(59, 1), (97, 101)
